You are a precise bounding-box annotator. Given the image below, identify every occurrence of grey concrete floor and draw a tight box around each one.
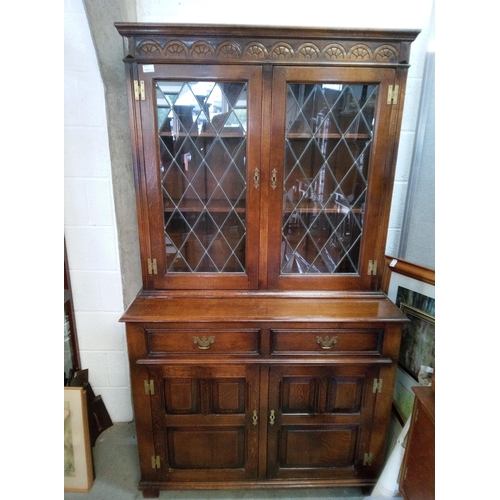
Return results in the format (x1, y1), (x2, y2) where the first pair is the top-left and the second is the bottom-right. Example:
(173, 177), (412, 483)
(64, 422), (369, 500)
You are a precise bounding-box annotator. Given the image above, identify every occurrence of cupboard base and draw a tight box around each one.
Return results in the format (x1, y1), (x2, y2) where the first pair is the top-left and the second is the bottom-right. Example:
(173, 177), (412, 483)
(139, 478), (376, 497)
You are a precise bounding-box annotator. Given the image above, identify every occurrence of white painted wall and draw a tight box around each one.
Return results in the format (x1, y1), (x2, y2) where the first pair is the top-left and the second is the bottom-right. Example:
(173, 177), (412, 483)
(65, 0), (131, 422)
(64, 0), (435, 421)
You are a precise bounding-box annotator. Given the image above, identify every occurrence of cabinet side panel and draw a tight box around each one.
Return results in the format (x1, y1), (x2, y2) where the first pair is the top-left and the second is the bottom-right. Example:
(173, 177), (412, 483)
(368, 322), (403, 471)
(400, 389), (435, 500)
(126, 323), (157, 482)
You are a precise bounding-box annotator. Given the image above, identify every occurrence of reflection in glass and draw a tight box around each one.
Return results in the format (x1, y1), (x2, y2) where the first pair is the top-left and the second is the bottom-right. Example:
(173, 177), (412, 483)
(157, 81), (248, 273)
(281, 83), (377, 274)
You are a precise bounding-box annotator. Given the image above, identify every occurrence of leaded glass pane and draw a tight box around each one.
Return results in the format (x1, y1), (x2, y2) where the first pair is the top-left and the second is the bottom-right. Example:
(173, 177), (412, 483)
(281, 83), (377, 274)
(157, 81), (247, 273)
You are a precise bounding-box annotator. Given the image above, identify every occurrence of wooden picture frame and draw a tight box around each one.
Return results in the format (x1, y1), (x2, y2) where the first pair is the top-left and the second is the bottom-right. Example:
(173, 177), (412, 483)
(64, 387), (94, 492)
(382, 257), (435, 423)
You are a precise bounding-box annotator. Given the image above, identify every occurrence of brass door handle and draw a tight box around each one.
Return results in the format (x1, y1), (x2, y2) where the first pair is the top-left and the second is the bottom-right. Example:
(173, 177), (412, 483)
(269, 409), (276, 425)
(193, 335), (215, 349)
(316, 335), (338, 349)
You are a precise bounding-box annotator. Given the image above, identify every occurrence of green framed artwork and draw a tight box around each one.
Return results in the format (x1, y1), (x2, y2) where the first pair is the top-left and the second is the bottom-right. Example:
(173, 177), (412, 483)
(398, 300), (435, 380)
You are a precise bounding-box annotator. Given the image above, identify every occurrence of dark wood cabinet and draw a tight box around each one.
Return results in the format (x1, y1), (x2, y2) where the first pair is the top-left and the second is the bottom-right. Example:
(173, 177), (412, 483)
(115, 23), (418, 497)
(121, 295), (409, 496)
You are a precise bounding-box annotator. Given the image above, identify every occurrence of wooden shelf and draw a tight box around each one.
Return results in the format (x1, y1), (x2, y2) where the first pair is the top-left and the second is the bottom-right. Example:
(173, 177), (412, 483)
(160, 131), (245, 139)
(286, 133), (371, 140)
(283, 201), (361, 214)
(164, 199), (246, 213)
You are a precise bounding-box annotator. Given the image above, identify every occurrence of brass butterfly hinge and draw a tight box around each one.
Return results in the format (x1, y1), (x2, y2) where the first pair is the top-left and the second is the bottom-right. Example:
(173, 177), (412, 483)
(134, 80), (145, 101)
(147, 258), (157, 275)
(367, 260), (378, 276)
(372, 378), (383, 394)
(363, 452), (374, 466)
(151, 455), (161, 469)
(387, 85), (399, 105)
(144, 380), (155, 395)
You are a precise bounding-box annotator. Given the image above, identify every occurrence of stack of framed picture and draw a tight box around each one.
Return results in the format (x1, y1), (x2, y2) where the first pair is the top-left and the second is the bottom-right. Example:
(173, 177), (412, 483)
(382, 257), (435, 423)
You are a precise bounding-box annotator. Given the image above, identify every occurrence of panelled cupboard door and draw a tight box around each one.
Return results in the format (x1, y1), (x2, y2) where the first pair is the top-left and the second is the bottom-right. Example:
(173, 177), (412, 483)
(137, 64), (263, 290)
(266, 364), (380, 480)
(267, 66), (397, 290)
(148, 364), (260, 482)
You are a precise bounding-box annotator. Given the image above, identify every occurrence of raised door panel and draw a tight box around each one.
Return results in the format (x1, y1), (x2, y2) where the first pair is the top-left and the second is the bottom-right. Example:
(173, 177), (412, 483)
(149, 364), (260, 482)
(267, 364), (379, 480)
(267, 66), (397, 291)
(137, 64), (263, 290)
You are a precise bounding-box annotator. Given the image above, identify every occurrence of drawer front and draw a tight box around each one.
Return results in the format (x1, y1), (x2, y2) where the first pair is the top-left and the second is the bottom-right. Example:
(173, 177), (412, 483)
(271, 329), (382, 355)
(146, 329), (260, 355)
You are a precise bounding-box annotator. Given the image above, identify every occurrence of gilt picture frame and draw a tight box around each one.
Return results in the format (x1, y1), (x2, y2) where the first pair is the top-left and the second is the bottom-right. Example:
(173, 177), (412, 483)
(64, 387), (94, 492)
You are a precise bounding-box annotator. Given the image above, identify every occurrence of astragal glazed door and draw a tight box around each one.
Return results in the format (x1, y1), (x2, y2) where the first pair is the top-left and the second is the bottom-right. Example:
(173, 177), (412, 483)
(267, 66), (397, 290)
(137, 64), (263, 290)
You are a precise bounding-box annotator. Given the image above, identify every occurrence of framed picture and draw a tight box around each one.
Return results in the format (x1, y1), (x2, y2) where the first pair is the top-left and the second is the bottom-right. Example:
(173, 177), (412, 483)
(398, 301), (435, 380)
(382, 257), (435, 422)
(64, 387), (94, 492)
(393, 366), (419, 423)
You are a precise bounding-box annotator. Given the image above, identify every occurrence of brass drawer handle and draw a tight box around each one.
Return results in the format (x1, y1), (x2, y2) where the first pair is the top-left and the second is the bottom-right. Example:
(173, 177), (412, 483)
(316, 335), (338, 349)
(252, 410), (258, 426)
(270, 169), (277, 190)
(193, 335), (215, 350)
(269, 409), (276, 425)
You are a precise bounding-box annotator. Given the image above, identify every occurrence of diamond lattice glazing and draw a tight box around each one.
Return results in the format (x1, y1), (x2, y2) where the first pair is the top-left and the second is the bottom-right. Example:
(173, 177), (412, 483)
(281, 83), (378, 274)
(157, 81), (248, 273)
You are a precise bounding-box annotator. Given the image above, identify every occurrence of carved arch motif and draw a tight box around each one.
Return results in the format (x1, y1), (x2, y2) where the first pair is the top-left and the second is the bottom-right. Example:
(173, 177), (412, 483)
(374, 45), (398, 63)
(322, 43), (347, 60)
(297, 43), (320, 59)
(137, 40), (162, 55)
(271, 42), (294, 59)
(216, 41), (242, 58)
(349, 44), (372, 61)
(190, 41), (215, 58)
(164, 40), (188, 58)
(244, 42), (268, 59)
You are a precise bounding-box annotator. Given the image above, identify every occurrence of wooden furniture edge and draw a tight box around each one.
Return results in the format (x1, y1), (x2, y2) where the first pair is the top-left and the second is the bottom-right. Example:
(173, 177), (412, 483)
(382, 256), (435, 293)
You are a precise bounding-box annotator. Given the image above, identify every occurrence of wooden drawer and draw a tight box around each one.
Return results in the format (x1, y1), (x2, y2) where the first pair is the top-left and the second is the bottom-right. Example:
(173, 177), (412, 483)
(271, 329), (382, 355)
(146, 329), (260, 355)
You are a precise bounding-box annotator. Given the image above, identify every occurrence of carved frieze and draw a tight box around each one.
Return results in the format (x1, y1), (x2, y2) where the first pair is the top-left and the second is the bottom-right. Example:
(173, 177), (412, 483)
(116, 24), (418, 66)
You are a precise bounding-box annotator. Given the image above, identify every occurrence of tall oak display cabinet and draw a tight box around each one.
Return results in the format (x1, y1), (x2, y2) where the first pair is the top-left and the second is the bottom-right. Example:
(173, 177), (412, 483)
(115, 23), (419, 498)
